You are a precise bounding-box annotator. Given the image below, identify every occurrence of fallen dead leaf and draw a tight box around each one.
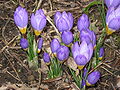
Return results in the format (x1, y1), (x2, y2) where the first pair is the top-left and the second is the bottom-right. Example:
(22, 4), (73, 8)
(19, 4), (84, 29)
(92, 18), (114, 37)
(66, 57), (77, 71)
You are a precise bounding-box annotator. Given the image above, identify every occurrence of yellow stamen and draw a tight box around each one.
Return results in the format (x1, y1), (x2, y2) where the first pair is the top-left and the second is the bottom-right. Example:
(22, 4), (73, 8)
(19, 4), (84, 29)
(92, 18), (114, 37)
(38, 49), (41, 53)
(46, 62), (50, 65)
(106, 25), (115, 35)
(66, 43), (72, 47)
(99, 57), (103, 60)
(51, 53), (57, 57)
(23, 48), (28, 51)
(94, 45), (96, 50)
(86, 81), (92, 86)
(77, 65), (84, 70)
(20, 27), (27, 34)
(34, 30), (42, 36)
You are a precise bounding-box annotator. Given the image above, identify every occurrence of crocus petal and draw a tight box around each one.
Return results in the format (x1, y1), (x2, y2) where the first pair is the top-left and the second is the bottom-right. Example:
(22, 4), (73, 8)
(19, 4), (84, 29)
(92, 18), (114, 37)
(72, 42), (80, 59)
(74, 55), (88, 65)
(108, 17), (120, 30)
(43, 52), (50, 63)
(56, 17), (69, 32)
(50, 38), (60, 53)
(38, 38), (43, 49)
(20, 38), (28, 49)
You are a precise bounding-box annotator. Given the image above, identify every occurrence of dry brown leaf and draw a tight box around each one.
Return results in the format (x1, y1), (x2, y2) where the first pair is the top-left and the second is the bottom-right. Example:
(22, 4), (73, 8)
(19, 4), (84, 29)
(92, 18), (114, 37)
(66, 57), (77, 71)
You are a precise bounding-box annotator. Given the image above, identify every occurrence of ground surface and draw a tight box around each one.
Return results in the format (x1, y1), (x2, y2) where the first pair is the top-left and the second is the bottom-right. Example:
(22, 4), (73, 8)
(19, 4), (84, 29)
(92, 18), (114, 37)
(0, 0), (120, 90)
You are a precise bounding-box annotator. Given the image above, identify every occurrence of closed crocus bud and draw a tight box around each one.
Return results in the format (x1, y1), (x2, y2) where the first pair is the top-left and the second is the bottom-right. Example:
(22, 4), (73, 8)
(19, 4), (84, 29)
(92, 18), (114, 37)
(77, 14), (90, 31)
(99, 47), (104, 60)
(56, 45), (70, 62)
(54, 11), (73, 32)
(20, 38), (28, 49)
(14, 6), (28, 34)
(72, 41), (93, 70)
(38, 38), (43, 53)
(43, 52), (50, 65)
(80, 29), (96, 48)
(81, 79), (86, 88)
(50, 38), (60, 53)
(61, 31), (73, 45)
(106, 6), (120, 35)
(31, 9), (46, 36)
(86, 71), (100, 86)
(105, 0), (120, 8)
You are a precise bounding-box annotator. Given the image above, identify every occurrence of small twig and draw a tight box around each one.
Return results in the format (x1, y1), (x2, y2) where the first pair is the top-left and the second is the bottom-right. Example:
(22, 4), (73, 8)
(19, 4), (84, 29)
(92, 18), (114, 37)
(0, 36), (18, 54)
(47, 7), (81, 16)
(2, 18), (10, 44)
(48, 0), (53, 11)
(105, 43), (120, 57)
(6, 70), (21, 82)
(46, 16), (61, 36)
(110, 82), (116, 90)
(3, 52), (23, 84)
(12, 53), (31, 74)
(8, 46), (21, 49)
(42, 76), (62, 83)
(101, 66), (114, 76)
(89, 62), (103, 74)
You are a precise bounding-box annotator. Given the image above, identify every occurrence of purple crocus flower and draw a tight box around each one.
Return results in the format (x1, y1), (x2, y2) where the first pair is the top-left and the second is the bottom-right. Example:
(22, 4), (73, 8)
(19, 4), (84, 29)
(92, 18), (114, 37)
(54, 11), (73, 32)
(43, 52), (50, 65)
(72, 41), (93, 70)
(14, 6), (28, 34)
(80, 29), (96, 48)
(106, 6), (120, 35)
(99, 47), (104, 60)
(105, 0), (120, 8)
(50, 38), (60, 53)
(77, 14), (90, 31)
(38, 38), (43, 53)
(61, 31), (73, 45)
(56, 45), (70, 61)
(20, 38), (28, 49)
(86, 71), (100, 86)
(31, 9), (46, 36)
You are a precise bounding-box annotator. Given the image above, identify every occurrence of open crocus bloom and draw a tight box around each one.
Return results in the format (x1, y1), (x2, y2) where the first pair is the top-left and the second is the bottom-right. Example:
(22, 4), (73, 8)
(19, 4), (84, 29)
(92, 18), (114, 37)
(72, 41), (93, 70)
(54, 11), (73, 32)
(106, 6), (120, 35)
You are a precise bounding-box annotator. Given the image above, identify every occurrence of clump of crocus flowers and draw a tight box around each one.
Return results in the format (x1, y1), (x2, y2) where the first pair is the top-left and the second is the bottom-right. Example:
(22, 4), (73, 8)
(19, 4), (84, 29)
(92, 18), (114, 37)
(14, 5), (106, 89)
(14, 6), (46, 69)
